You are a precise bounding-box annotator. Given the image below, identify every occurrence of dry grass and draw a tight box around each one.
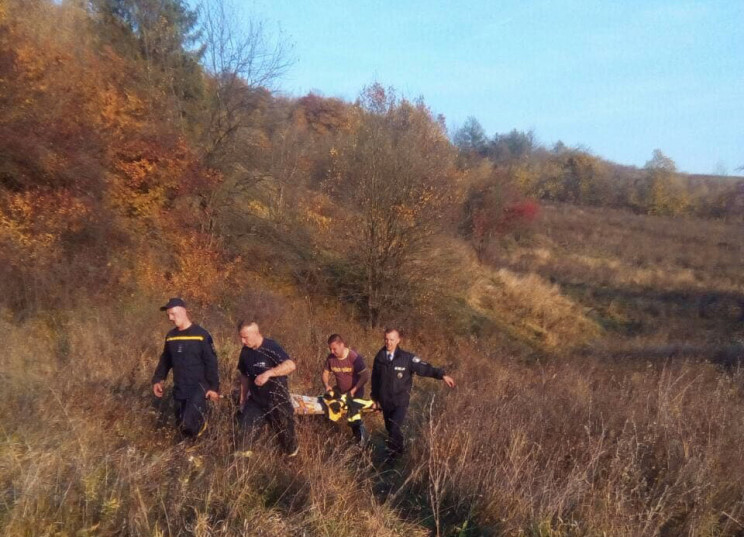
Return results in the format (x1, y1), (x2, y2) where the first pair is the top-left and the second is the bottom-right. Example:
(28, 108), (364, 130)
(493, 203), (744, 348)
(467, 268), (600, 350)
(0, 303), (427, 536)
(500, 204), (743, 291)
(404, 354), (744, 536)
(2, 204), (744, 535)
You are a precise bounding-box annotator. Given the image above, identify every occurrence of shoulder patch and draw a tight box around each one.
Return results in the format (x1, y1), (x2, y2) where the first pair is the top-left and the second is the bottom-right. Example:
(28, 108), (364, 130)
(412, 356), (421, 363)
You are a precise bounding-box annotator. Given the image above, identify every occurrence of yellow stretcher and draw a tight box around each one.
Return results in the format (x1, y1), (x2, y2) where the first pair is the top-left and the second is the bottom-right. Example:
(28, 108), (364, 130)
(290, 390), (376, 422)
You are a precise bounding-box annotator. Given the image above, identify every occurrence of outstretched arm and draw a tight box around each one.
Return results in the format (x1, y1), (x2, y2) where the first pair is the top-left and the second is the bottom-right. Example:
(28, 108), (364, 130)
(411, 356), (455, 389)
(410, 356), (444, 379)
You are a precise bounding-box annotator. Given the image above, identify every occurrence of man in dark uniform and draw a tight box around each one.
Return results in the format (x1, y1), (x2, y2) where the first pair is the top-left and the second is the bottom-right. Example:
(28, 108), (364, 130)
(236, 321), (299, 457)
(152, 297), (220, 437)
(371, 327), (455, 458)
(322, 333), (371, 444)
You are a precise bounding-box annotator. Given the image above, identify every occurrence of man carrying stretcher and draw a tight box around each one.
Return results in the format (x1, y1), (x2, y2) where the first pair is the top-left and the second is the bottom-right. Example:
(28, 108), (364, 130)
(321, 333), (371, 445)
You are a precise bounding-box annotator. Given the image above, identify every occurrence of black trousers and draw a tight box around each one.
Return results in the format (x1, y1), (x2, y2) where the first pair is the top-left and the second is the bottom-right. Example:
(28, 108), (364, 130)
(174, 388), (208, 437)
(381, 404), (408, 455)
(238, 397), (297, 454)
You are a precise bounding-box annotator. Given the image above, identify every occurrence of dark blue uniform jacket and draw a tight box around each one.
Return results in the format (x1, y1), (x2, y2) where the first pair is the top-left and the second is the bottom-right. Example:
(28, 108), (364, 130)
(371, 347), (444, 408)
(152, 324), (219, 400)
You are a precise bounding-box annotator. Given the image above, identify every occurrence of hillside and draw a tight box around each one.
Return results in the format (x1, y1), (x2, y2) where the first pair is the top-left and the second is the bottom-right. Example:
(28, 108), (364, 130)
(2, 1), (744, 536)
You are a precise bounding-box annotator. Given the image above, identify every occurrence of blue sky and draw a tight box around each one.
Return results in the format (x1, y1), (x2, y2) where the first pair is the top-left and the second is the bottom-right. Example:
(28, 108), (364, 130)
(228, 0), (743, 175)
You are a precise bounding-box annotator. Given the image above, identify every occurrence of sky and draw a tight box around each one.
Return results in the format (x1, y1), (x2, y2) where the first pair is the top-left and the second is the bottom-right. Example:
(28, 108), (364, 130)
(226, 0), (743, 175)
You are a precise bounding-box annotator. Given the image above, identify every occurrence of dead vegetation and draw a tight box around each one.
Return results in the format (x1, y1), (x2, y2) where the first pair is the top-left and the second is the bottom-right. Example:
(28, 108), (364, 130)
(2, 2), (744, 535)
(3, 203), (744, 536)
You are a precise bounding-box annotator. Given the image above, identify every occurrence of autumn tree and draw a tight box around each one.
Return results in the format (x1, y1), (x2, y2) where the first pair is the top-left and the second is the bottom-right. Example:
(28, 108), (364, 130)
(532, 150), (610, 205)
(325, 84), (456, 325)
(459, 164), (540, 262)
(643, 149), (691, 216)
(89, 0), (205, 124)
(0, 0), (243, 311)
(197, 0), (293, 162)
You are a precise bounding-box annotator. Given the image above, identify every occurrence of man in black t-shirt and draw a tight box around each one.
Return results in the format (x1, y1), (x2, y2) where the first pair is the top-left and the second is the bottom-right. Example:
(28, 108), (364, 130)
(152, 297), (220, 438)
(236, 321), (298, 457)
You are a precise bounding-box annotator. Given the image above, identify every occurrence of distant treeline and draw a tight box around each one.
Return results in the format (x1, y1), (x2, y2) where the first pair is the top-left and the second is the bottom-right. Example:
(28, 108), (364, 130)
(453, 118), (744, 219)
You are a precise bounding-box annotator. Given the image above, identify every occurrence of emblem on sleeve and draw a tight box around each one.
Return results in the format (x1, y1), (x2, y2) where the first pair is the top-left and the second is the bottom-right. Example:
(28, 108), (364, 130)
(412, 356), (421, 363)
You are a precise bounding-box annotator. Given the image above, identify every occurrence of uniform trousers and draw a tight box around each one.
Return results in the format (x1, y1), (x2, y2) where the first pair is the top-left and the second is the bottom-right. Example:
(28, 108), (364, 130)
(174, 387), (208, 437)
(238, 397), (297, 454)
(381, 404), (408, 456)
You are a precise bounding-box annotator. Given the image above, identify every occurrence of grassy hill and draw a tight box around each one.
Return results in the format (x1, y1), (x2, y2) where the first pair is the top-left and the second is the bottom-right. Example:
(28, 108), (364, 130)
(3, 203), (744, 536)
(2, 2), (744, 535)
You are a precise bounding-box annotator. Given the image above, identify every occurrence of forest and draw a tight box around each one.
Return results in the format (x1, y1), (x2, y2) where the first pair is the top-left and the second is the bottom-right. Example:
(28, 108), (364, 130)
(2, 1), (744, 535)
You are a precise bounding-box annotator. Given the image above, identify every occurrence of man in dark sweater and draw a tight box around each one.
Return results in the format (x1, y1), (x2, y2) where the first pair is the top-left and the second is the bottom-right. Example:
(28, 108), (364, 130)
(236, 321), (298, 457)
(152, 298), (220, 438)
(322, 333), (371, 444)
(371, 327), (455, 458)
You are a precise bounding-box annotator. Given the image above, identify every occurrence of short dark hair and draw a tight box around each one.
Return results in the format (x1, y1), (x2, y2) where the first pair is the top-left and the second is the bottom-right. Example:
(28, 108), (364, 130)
(384, 327), (400, 336)
(237, 320), (258, 332)
(327, 333), (345, 345)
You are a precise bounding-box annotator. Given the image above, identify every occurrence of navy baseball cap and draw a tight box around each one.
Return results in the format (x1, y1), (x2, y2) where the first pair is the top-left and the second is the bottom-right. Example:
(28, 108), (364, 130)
(160, 297), (186, 311)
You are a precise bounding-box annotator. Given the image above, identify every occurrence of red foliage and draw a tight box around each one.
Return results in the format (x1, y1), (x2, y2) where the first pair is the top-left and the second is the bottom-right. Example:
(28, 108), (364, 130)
(501, 199), (540, 228)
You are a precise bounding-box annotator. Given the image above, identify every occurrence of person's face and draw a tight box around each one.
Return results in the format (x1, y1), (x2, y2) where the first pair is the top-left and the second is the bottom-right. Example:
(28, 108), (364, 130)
(384, 330), (400, 353)
(329, 341), (346, 358)
(167, 306), (189, 329)
(239, 326), (261, 349)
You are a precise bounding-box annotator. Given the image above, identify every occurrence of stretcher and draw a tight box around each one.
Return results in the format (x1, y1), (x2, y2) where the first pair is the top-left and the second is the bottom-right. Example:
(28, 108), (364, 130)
(290, 390), (376, 422)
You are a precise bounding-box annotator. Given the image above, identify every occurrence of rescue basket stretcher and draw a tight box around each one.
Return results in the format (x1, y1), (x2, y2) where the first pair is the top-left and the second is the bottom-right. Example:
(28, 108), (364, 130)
(290, 390), (376, 422)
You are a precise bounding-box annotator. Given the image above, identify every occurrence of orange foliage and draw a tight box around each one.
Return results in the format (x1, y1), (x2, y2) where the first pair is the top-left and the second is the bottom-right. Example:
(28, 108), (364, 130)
(0, 189), (91, 263)
(0, 1), (234, 308)
(296, 93), (351, 134)
(109, 137), (186, 219)
(131, 232), (242, 304)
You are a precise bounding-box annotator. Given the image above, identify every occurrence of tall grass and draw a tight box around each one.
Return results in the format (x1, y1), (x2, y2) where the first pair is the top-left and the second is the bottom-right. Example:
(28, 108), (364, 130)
(0, 302), (426, 536)
(2, 205), (744, 535)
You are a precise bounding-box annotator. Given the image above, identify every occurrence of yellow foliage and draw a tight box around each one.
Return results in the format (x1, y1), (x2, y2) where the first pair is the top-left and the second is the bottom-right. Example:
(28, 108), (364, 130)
(304, 208), (332, 231)
(513, 164), (539, 194)
(648, 172), (692, 216)
(0, 190), (90, 261)
(247, 199), (270, 218)
(131, 233), (243, 303)
(98, 86), (146, 132)
(108, 137), (196, 220)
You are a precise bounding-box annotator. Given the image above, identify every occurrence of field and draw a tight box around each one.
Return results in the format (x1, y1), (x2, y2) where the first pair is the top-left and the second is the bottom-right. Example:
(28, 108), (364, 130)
(2, 203), (743, 536)
(2, 1), (744, 534)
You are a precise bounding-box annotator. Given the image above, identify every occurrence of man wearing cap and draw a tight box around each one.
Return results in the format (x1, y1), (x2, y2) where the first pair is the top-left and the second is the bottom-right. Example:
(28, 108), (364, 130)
(322, 333), (371, 445)
(152, 298), (220, 437)
(371, 327), (455, 458)
(236, 321), (299, 457)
